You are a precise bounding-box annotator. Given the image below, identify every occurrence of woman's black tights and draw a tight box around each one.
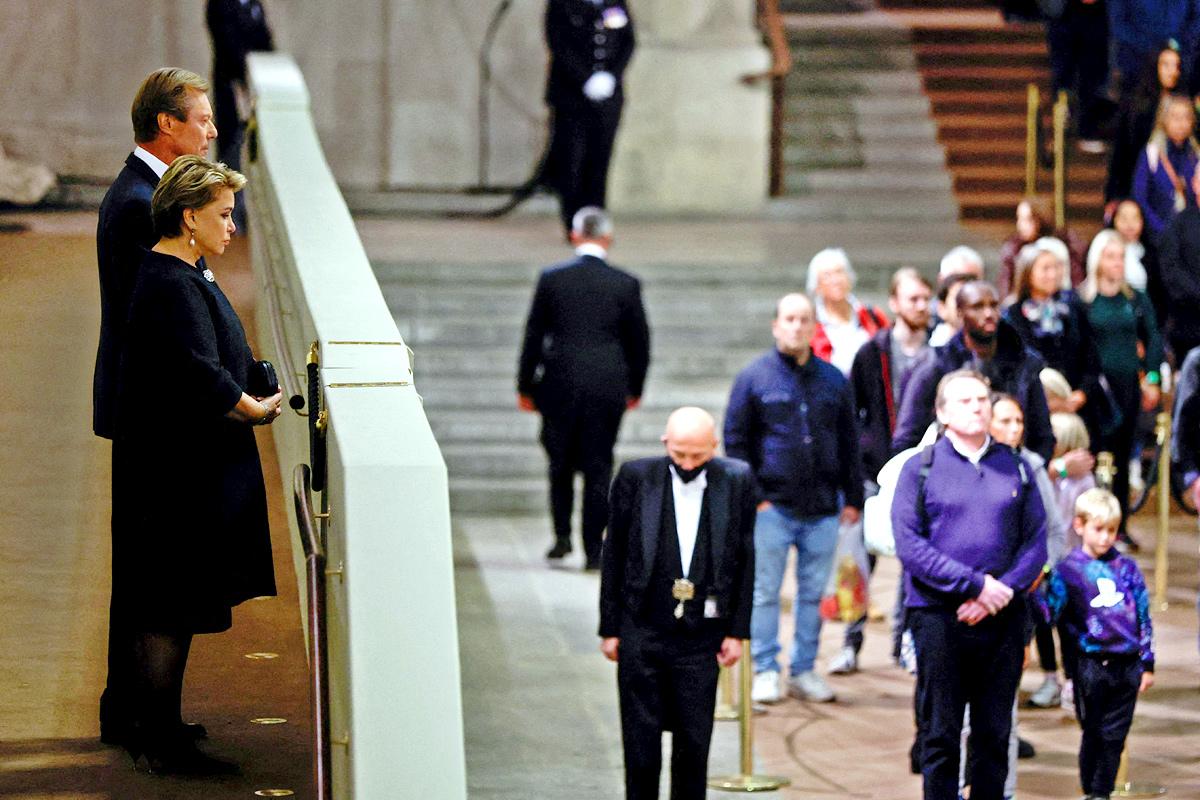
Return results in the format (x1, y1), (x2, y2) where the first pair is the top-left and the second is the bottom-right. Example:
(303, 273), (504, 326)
(136, 632), (193, 736)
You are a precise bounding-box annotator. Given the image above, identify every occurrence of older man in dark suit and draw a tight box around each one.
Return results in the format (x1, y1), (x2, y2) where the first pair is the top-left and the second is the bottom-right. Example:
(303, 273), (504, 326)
(543, 0), (635, 234)
(599, 407), (755, 800)
(518, 206), (650, 568)
(94, 67), (216, 745)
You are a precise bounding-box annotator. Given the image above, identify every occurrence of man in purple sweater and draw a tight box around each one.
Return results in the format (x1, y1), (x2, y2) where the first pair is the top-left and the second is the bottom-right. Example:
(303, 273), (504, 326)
(892, 369), (1047, 800)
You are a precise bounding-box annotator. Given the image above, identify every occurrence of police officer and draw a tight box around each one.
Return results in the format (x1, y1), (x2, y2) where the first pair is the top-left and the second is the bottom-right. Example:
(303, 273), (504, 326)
(543, 0), (635, 235)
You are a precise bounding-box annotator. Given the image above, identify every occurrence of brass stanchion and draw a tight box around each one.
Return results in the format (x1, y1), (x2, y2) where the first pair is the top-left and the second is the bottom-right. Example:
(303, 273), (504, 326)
(1053, 90), (1068, 229)
(1154, 412), (1171, 611)
(715, 665), (739, 721)
(1096, 452), (1116, 491)
(1111, 747), (1165, 797)
(1025, 83), (1040, 196)
(707, 643), (791, 792)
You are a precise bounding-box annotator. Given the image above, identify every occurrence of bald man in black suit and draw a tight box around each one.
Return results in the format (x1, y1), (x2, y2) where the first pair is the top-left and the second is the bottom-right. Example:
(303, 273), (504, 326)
(599, 407), (755, 800)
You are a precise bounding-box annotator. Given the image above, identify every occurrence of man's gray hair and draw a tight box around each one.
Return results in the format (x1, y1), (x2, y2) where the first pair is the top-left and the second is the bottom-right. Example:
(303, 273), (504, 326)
(572, 206), (614, 240)
(939, 245), (984, 279)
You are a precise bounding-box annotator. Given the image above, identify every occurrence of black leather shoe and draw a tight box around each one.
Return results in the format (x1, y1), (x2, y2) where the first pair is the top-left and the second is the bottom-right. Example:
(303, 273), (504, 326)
(545, 540), (572, 559)
(584, 558), (601, 572)
(1017, 737), (1036, 759)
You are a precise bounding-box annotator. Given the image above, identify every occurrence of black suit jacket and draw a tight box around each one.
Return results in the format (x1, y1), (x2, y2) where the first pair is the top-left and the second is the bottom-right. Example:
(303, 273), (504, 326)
(544, 0), (635, 112)
(207, 0), (274, 82)
(599, 457), (756, 640)
(517, 254), (650, 413)
(94, 153), (160, 439)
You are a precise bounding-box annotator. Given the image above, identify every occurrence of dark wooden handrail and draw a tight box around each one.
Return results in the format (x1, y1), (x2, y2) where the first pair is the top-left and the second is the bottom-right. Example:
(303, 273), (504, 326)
(293, 463), (333, 800)
(743, 0), (792, 197)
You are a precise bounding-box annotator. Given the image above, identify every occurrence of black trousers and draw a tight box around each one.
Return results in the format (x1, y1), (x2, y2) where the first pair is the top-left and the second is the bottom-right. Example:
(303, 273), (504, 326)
(546, 99), (622, 232)
(911, 604), (1025, 800)
(100, 597), (138, 730)
(1045, 4), (1109, 140)
(617, 622), (723, 800)
(541, 404), (623, 561)
(1075, 654), (1142, 797)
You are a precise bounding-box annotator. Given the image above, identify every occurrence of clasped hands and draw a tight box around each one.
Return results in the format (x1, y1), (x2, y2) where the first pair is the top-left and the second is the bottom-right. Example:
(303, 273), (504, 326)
(957, 575), (1014, 625)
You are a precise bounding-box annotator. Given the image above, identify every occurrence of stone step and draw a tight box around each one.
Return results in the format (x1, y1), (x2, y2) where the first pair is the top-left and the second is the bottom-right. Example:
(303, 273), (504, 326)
(769, 190), (958, 222)
(373, 260), (821, 287)
(413, 347), (768, 381)
(427, 409), (700, 445)
(789, 167), (952, 192)
(441, 442), (667, 481)
(785, 70), (924, 97)
(393, 318), (778, 349)
(784, 44), (917, 73)
(420, 376), (734, 411)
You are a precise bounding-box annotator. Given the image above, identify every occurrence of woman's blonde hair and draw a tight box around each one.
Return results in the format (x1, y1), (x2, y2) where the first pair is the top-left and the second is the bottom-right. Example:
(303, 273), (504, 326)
(1040, 367), (1074, 401)
(1146, 94), (1200, 165)
(151, 155), (246, 239)
(1082, 228), (1129, 302)
(1051, 411), (1090, 455)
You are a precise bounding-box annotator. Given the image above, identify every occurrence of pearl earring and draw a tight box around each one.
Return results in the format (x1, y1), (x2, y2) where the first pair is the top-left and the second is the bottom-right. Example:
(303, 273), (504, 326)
(189, 229), (195, 247)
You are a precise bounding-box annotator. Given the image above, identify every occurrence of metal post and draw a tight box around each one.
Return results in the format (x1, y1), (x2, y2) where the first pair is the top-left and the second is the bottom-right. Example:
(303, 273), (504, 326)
(1111, 746), (1165, 797)
(1025, 83), (1040, 196)
(1154, 412), (1171, 611)
(1053, 91), (1068, 229)
(715, 666), (738, 721)
(707, 643), (791, 792)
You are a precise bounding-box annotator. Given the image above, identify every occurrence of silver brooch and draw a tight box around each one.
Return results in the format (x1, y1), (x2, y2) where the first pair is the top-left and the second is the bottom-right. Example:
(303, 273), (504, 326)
(202, 268), (216, 283)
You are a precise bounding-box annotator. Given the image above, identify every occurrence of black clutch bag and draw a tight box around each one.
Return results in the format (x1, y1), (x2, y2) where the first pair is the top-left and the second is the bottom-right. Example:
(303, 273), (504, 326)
(247, 360), (279, 398)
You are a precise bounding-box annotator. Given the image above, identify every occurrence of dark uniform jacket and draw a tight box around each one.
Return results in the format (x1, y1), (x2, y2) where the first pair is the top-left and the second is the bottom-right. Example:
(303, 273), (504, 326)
(545, 0), (635, 111)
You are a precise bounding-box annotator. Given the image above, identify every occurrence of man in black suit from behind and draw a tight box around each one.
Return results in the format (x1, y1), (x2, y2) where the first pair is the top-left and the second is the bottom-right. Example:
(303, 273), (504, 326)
(600, 407), (755, 800)
(543, 0), (635, 235)
(206, 0), (274, 176)
(518, 206), (650, 568)
(94, 67), (216, 744)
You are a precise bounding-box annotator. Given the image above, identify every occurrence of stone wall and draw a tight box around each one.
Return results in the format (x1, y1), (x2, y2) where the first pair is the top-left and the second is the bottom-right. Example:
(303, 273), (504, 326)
(0, 0), (768, 208)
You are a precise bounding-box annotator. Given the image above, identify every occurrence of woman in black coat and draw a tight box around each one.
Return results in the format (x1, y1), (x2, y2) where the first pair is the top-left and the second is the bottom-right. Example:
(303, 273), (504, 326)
(112, 155), (282, 773)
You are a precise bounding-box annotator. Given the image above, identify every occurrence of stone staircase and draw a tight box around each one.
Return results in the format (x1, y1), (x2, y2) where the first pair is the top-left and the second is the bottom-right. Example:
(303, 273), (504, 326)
(776, 3), (960, 223)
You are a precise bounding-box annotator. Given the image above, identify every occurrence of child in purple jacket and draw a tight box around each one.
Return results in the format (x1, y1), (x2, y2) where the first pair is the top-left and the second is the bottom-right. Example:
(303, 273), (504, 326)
(1040, 488), (1155, 800)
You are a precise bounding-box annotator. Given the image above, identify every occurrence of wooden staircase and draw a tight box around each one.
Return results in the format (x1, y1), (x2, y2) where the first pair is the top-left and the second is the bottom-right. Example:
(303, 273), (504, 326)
(878, 1), (1108, 226)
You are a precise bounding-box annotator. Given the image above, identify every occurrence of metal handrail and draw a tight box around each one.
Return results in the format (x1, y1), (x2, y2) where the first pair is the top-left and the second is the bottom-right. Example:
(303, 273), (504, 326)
(744, 0), (792, 197)
(293, 463), (332, 800)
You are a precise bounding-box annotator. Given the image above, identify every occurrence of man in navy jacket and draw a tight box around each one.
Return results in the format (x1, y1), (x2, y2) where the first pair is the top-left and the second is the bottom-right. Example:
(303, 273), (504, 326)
(892, 369), (1047, 800)
(94, 67), (217, 745)
(724, 293), (862, 704)
(518, 207), (650, 568)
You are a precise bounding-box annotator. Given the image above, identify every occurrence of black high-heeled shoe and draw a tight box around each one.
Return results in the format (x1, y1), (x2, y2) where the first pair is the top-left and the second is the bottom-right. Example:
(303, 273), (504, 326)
(145, 739), (238, 776)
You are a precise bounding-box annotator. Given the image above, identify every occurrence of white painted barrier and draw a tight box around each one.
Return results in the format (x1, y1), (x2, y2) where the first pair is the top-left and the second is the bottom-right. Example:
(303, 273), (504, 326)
(245, 53), (466, 800)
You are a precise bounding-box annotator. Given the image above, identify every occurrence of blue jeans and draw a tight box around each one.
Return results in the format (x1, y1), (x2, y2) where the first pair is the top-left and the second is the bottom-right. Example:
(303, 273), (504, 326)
(750, 505), (840, 676)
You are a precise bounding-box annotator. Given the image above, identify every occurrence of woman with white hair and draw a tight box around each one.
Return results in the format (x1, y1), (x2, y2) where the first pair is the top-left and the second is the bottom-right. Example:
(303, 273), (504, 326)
(1002, 237), (1103, 419)
(806, 248), (888, 376)
(1083, 228), (1164, 540)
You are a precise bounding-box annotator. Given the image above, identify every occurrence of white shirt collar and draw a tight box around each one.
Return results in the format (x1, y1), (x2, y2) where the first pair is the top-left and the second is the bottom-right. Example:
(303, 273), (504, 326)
(133, 146), (170, 179)
(669, 464), (707, 580)
(575, 243), (608, 260)
(946, 433), (991, 465)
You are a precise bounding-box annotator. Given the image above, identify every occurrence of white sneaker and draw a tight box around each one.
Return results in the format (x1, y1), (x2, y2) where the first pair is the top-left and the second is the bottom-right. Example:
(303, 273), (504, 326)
(751, 669), (782, 704)
(1028, 674), (1061, 708)
(788, 670), (836, 702)
(827, 646), (858, 675)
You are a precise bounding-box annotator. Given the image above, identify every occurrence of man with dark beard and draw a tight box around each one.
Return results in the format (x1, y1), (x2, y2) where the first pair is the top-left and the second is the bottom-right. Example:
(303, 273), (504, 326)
(892, 281), (1055, 462)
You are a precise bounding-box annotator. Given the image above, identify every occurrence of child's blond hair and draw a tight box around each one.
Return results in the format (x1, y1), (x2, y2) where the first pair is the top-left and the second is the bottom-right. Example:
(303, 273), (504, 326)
(1040, 368), (1073, 402)
(1051, 412), (1090, 457)
(1074, 487), (1122, 526)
